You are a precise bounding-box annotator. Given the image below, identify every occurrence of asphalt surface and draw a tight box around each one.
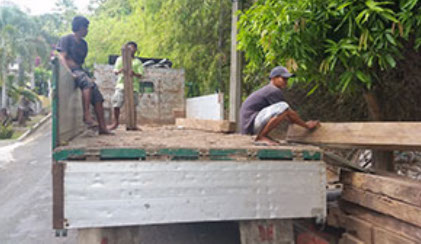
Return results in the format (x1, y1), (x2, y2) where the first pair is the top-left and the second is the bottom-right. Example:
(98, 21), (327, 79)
(0, 120), (77, 244)
(0, 121), (240, 244)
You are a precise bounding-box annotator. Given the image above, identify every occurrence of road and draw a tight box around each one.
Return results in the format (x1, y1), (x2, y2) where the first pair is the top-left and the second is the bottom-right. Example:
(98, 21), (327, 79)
(0, 120), (77, 244)
(0, 121), (240, 244)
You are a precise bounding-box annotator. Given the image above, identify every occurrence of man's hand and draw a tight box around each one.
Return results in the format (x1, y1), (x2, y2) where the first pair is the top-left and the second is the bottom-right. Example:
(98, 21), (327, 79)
(114, 68), (124, 75)
(130, 70), (142, 78)
(305, 120), (320, 130)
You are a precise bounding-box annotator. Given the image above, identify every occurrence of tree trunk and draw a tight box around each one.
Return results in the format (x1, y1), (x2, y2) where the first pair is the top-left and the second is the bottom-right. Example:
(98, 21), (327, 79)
(363, 90), (394, 172)
(1, 63), (7, 109)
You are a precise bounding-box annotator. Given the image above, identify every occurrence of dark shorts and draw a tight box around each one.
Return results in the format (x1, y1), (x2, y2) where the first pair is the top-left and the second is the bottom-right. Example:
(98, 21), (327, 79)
(71, 68), (104, 105)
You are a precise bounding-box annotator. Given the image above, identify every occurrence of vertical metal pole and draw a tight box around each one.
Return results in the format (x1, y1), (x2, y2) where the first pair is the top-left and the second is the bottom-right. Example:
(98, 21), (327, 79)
(229, 0), (242, 125)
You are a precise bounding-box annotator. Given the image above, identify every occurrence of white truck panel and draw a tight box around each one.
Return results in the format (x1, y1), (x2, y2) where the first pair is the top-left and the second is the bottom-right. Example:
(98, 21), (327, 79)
(63, 160), (326, 229)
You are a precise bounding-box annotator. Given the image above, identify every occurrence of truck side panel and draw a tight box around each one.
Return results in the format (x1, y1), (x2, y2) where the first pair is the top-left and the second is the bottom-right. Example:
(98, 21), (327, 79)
(63, 160), (326, 229)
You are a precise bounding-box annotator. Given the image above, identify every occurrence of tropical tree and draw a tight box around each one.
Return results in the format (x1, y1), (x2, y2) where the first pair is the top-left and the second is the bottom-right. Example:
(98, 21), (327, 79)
(0, 5), (50, 111)
(86, 0), (234, 95)
(238, 0), (421, 120)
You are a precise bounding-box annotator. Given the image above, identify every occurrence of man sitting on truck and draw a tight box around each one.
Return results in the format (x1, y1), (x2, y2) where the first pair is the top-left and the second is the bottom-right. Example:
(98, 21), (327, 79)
(239, 66), (319, 146)
(108, 41), (144, 130)
(56, 15), (112, 135)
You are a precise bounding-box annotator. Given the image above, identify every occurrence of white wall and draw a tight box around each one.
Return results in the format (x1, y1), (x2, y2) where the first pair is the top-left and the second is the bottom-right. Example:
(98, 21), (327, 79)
(186, 93), (224, 120)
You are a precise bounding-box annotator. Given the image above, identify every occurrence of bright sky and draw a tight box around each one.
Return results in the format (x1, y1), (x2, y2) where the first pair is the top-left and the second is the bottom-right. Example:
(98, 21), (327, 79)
(5, 0), (90, 15)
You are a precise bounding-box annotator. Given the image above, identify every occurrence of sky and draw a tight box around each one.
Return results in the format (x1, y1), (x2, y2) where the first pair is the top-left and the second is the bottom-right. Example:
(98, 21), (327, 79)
(4, 0), (90, 15)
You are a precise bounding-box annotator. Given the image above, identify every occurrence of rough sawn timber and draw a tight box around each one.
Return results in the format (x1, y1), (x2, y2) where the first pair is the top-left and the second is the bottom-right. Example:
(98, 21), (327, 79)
(176, 118), (236, 133)
(341, 171), (421, 207)
(286, 122), (421, 150)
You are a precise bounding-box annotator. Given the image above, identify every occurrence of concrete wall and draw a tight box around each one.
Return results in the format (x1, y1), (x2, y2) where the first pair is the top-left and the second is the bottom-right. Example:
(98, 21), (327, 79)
(186, 93), (224, 120)
(94, 64), (185, 125)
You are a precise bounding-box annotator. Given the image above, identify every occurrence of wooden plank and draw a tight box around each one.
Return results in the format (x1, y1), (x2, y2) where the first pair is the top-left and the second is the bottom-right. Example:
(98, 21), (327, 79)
(339, 233), (364, 244)
(122, 44), (137, 130)
(53, 162), (65, 229)
(345, 215), (373, 244)
(341, 186), (421, 228)
(341, 171), (421, 207)
(176, 118), (236, 133)
(340, 201), (421, 242)
(239, 219), (294, 244)
(372, 227), (416, 244)
(287, 122), (421, 150)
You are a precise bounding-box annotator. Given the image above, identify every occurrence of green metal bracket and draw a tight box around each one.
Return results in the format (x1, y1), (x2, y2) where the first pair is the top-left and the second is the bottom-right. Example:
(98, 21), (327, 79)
(302, 151), (321, 160)
(100, 148), (147, 160)
(209, 149), (247, 160)
(157, 149), (199, 160)
(257, 149), (293, 160)
(53, 149), (85, 161)
(51, 57), (59, 150)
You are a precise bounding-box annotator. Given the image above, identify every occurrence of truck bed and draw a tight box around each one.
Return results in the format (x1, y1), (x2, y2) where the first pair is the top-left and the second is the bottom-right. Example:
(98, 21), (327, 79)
(54, 126), (322, 161)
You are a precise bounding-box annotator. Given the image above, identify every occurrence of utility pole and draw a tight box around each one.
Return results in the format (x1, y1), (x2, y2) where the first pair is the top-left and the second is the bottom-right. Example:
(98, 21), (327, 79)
(229, 0), (242, 125)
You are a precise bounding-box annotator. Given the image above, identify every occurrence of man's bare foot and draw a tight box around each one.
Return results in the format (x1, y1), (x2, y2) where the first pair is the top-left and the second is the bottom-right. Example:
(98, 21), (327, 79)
(108, 123), (119, 130)
(255, 136), (279, 146)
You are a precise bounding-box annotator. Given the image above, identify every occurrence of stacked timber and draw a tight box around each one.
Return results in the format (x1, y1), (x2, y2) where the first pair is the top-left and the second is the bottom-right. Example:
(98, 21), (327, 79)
(329, 170), (421, 244)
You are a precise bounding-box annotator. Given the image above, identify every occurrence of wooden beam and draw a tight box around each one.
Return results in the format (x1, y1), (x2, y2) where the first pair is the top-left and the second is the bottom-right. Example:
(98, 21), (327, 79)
(287, 122), (421, 150)
(344, 216), (373, 244)
(341, 186), (421, 228)
(53, 162), (65, 229)
(176, 118), (236, 133)
(341, 171), (421, 207)
(373, 226), (416, 244)
(122, 44), (137, 130)
(340, 201), (421, 242)
(339, 233), (364, 244)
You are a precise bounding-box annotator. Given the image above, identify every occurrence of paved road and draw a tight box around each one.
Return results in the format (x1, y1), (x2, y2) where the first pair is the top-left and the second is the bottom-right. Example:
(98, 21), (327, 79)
(0, 120), (77, 244)
(0, 121), (240, 244)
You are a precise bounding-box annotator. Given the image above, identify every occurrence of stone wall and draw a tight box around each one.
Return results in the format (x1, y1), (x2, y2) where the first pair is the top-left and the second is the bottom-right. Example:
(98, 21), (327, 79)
(94, 64), (185, 125)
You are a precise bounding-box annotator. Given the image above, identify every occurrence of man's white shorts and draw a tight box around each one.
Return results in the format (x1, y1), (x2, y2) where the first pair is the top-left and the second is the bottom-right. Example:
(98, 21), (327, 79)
(111, 89), (139, 108)
(253, 101), (289, 134)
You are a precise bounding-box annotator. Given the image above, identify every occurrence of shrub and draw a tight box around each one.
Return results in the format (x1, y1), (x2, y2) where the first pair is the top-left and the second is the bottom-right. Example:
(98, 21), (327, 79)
(0, 124), (14, 139)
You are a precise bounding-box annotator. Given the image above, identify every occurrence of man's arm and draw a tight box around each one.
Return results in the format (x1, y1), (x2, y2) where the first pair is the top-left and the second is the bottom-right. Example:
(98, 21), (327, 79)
(287, 109), (320, 130)
(57, 52), (75, 77)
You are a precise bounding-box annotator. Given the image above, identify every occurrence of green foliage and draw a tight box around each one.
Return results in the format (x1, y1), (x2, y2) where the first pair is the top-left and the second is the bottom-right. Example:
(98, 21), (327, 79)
(34, 67), (51, 96)
(0, 4), (56, 109)
(237, 0), (421, 94)
(0, 124), (13, 139)
(86, 0), (233, 94)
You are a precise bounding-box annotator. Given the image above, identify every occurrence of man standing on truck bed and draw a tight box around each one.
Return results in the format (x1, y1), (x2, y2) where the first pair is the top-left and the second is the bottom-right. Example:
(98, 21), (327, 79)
(56, 16), (112, 135)
(109, 41), (143, 130)
(240, 66), (319, 146)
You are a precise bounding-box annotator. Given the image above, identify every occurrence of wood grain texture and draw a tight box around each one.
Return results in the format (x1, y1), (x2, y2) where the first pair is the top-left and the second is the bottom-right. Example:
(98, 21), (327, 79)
(287, 122), (421, 150)
(122, 44), (137, 130)
(341, 171), (421, 207)
(341, 186), (421, 228)
(340, 201), (421, 242)
(176, 118), (236, 133)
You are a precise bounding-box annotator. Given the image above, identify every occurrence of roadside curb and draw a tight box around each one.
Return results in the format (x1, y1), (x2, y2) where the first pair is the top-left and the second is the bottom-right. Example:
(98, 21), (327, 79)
(18, 113), (52, 141)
